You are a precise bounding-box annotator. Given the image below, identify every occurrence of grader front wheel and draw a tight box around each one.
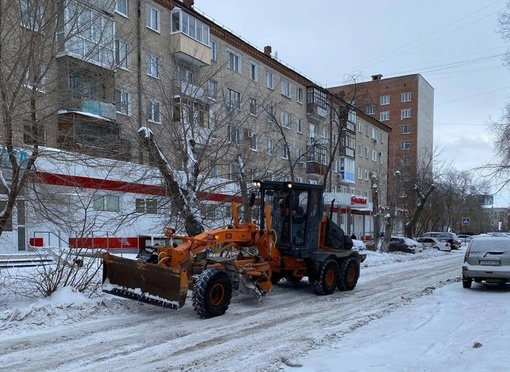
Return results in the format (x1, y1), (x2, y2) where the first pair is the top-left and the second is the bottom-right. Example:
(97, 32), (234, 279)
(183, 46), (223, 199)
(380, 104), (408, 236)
(192, 268), (233, 318)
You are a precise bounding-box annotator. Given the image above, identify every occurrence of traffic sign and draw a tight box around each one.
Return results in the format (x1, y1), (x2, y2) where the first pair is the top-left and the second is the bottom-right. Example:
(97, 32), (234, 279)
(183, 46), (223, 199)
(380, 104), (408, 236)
(462, 217), (470, 225)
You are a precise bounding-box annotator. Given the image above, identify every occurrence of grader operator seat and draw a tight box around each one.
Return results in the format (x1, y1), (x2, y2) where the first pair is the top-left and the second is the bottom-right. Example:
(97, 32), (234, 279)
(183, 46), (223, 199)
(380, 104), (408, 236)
(256, 181), (323, 259)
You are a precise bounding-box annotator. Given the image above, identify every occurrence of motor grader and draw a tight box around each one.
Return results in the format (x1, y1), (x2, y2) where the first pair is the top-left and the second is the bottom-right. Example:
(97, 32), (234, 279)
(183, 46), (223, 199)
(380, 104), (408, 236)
(102, 180), (361, 318)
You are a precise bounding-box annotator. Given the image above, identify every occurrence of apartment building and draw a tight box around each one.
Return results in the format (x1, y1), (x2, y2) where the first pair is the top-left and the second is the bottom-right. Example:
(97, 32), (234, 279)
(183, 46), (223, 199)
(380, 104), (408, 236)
(0, 0), (390, 251)
(330, 74), (434, 195)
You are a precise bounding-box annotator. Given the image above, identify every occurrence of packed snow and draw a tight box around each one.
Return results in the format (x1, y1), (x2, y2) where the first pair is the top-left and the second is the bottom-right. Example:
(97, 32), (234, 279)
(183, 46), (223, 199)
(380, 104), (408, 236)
(1, 246), (509, 371)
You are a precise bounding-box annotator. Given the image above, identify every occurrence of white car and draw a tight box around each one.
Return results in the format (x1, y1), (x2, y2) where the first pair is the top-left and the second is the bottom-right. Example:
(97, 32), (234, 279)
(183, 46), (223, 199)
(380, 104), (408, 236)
(404, 238), (424, 253)
(416, 237), (451, 252)
(352, 239), (368, 262)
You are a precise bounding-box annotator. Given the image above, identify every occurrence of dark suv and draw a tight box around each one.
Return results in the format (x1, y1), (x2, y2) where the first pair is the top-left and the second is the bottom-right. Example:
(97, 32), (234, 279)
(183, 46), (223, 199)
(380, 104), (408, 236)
(422, 232), (460, 249)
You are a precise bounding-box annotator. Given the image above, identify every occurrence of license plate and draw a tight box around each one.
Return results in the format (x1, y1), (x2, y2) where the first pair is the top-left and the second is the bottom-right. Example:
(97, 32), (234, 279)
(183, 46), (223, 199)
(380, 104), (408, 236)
(480, 260), (500, 266)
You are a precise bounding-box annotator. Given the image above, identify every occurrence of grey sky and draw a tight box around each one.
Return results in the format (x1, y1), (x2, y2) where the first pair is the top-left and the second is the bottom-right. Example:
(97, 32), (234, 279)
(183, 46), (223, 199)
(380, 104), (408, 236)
(196, 0), (510, 204)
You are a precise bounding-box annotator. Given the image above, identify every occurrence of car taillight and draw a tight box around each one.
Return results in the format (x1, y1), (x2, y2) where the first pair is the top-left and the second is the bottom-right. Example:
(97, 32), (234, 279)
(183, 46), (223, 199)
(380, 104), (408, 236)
(465, 244), (472, 259)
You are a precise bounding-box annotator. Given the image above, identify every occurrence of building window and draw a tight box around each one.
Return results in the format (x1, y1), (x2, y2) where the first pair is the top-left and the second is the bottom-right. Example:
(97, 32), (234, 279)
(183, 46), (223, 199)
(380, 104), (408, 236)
(266, 70), (275, 89)
(281, 79), (291, 98)
(69, 72), (98, 99)
(401, 124), (411, 134)
(115, 89), (130, 115)
(115, 0), (128, 17)
(297, 148), (305, 168)
(282, 144), (290, 159)
(401, 108), (412, 119)
(249, 132), (258, 150)
(249, 98), (258, 116)
(115, 40), (128, 69)
(309, 123), (317, 139)
(401, 141), (411, 150)
(371, 149), (377, 162)
(135, 198), (157, 214)
(208, 79), (217, 100)
(401, 156), (411, 165)
(365, 105), (376, 115)
(25, 63), (46, 92)
(147, 53), (159, 78)
(281, 111), (291, 128)
(210, 39), (217, 61)
(380, 95), (390, 105)
(297, 118), (303, 133)
(20, 0), (43, 31)
(371, 128), (377, 141)
(146, 5), (160, 32)
(267, 104), (275, 122)
(401, 92), (411, 102)
(249, 61), (258, 81)
(93, 195), (119, 212)
(178, 65), (193, 84)
(380, 111), (390, 121)
(296, 88), (304, 103)
(227, 88), (241, 111)
(357, 167), (362, 180)
(267, 138), (274, 155)
(148, 99), (161, 123)
(228, 125), (241, 144)
(227, 50), (241, 73)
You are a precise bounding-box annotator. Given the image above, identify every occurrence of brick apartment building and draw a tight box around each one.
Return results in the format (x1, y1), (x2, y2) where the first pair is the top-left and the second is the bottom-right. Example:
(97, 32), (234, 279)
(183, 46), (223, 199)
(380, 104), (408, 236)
(0, 0), (392, 251)
(330, 74), (434, 199)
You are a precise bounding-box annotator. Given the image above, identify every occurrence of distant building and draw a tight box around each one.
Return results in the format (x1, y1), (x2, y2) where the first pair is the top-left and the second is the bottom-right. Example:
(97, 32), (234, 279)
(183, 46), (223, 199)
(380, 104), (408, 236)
(484, 207), (510, 232)
(330, 74), (434, 191)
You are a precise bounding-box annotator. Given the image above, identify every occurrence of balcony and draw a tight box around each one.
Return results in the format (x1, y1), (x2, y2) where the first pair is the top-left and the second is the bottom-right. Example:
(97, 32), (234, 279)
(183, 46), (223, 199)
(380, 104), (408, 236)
(306, 86), (328, 123)
(306, 161), (328, 176)
(81, 100), (116, 121)
(57, 112), (129, 161)
(338, 146), (355, 158)
(170, 33), (211, 67)
(306, 102), (327, 123)
(180, 81), (205, 101)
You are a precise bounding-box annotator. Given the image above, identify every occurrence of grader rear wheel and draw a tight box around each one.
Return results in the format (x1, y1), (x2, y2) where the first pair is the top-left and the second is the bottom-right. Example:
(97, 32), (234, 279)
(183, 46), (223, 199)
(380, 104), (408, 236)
(313, 259), (339, 295)
(192, 268), (232, 318)
(337, 257), (360, 291)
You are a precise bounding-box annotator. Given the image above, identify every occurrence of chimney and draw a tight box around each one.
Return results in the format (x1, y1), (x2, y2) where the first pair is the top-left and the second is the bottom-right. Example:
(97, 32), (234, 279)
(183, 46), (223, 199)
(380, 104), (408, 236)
(371, 74), (383, 81)
(264, 45), (272, 56)
(183, 0), (194, 6)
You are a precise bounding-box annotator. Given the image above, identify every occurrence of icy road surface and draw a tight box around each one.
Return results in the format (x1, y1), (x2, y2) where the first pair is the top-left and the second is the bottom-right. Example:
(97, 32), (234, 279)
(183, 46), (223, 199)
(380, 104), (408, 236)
(1, 251), (465, 371)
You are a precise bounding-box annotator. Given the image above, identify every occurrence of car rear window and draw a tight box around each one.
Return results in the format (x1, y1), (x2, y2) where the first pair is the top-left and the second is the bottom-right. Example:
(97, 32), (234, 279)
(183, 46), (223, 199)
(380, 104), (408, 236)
(469, 238), (510, 254)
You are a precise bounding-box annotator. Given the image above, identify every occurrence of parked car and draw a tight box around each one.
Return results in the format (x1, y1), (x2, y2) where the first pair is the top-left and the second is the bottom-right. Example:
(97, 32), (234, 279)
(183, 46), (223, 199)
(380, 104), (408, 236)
(389, 236), (416, 254)
(352, 239), (367, 262)
(404, 237), (423, 253)
(416, 237), (451, 252)
(422, 232), (460, 249)
(462, 236), (510, 288)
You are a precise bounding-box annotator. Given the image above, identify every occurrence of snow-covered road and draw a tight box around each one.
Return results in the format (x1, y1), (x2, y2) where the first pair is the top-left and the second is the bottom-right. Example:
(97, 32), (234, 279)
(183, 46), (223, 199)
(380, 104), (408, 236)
(1, 250), (464, 371)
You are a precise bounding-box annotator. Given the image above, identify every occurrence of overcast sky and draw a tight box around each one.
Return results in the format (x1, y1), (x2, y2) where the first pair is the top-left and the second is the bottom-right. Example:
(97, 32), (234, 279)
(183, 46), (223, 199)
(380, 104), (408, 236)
(196, 0), (510, 206)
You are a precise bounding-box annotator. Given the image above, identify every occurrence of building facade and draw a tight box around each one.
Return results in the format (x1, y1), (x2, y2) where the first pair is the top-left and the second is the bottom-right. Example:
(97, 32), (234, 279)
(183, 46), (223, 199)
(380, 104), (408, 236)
(331, 74), (434, 185)
(0, 0), (391, 251)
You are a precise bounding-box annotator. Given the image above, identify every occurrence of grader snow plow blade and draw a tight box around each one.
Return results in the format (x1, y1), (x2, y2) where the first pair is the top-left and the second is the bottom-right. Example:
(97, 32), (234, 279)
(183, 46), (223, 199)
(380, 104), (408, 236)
(102, 253), (188, 309)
